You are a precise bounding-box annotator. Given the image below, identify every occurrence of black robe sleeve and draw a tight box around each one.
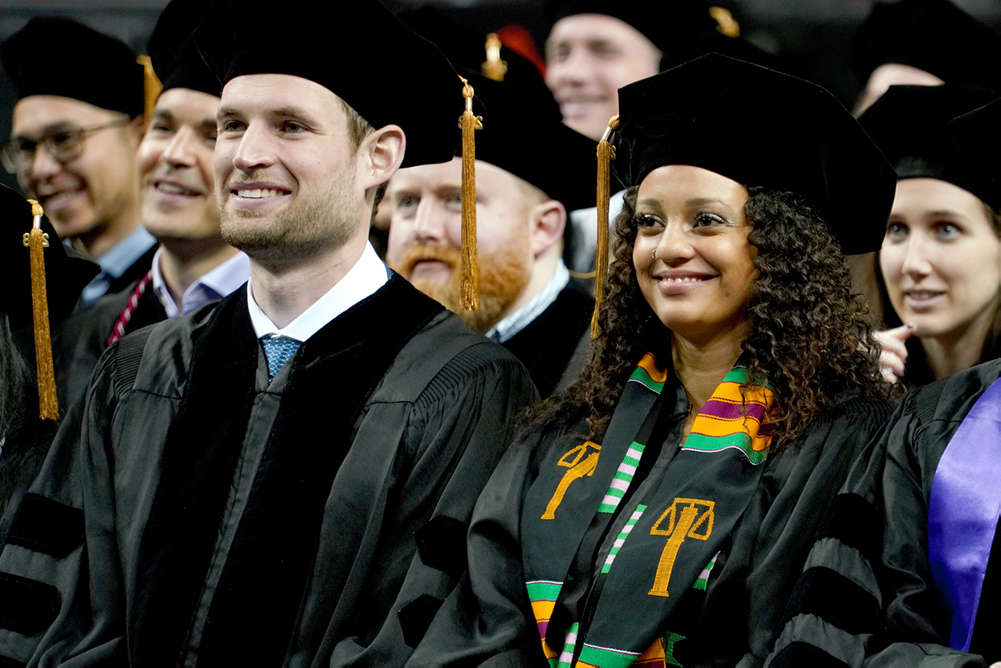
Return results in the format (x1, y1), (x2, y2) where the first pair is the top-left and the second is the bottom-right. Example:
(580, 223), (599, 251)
(768, 361), (1001, 668)
(406, 428), (552, 667)
(0, 328), (144, 665)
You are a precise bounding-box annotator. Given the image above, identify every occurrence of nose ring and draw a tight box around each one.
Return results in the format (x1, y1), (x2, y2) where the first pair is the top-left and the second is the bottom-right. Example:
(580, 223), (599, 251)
(652, 248), (658, 260)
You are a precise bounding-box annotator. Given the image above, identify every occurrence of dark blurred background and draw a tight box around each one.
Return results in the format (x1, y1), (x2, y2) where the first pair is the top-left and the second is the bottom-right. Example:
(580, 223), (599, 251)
(2, 0), (1000, 192)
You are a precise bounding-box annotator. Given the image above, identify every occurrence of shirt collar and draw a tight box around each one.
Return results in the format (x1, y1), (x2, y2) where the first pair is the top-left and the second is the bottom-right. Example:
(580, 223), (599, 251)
(78, 226), (158, 304)
(96, 226), (157, 279)
(247, 242), (389, 341)
(487, 262), (570, 344)
(151, 247), (251, 318)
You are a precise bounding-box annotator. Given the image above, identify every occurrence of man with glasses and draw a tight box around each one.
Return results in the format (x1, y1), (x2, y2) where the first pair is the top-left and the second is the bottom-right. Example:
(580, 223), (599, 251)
(50, 1), (251, 412)
(0, 0), (534, 665)
(1, 17), (156, 304)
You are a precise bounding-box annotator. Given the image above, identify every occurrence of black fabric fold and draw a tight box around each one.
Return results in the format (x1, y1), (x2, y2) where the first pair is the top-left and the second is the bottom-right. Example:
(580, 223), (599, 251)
(970, 515), (1001, 661)
(197, 275), (441, 666)
(769, 641), (850, 668)
(501, 280), (592, 398)
(131, 289), (261, 666)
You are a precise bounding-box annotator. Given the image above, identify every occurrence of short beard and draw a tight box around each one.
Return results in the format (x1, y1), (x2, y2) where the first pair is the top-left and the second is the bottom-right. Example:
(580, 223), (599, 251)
(220, 170), (359, 266)
(392, 243), (532, 333)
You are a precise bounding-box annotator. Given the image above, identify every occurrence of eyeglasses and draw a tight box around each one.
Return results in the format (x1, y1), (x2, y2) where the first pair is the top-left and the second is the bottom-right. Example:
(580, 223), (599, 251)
(0, 118), (132, 175)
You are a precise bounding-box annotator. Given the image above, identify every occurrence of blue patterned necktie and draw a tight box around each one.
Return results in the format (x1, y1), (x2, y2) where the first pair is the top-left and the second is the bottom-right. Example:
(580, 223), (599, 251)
(260, 335), (301, 380)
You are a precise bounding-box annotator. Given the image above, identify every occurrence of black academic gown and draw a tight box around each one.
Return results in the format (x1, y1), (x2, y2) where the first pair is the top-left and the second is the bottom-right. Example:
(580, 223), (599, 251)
(411, 372), (890, 668)
(768, 359), (1001, 668)
(501, 279), (593, 397)
(52, 277), (167, 414)
(0, 275), (535, 667)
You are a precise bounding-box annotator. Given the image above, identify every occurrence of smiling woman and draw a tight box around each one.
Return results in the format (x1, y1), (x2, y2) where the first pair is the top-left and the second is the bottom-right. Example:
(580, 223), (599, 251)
(410, 54), (897, 667)
(859, 84), (1001, 385)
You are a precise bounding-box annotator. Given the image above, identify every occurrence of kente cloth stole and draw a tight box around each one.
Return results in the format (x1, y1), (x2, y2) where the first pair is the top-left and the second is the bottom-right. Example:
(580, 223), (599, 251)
(522, 356), (775, 667)
(928, 376), (1001, 652)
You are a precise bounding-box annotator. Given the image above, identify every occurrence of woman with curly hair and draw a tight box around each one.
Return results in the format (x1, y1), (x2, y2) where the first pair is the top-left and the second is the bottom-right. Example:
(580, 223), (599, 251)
(409, 54), (896, 667)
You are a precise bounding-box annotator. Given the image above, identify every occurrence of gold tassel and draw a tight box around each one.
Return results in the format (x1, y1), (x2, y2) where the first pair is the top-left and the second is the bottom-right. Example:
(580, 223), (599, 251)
(591, 115), (619, 339)
(482, 33), (508, 82)
(22, 200), (58, 420)
(709, 7), (740, 37)
(459, 76), (483, 311)
(137, 55), (162, 127)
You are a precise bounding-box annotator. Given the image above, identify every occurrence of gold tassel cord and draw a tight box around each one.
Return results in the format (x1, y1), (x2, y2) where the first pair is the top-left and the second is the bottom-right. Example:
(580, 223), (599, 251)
(709, 7), (740, 37)
(482, 33), (508, 82)
(23, 200), (58, 420)
(591, 114), (619, 339)
(137, 55), (162, 128)
(459, 76), (483, 311)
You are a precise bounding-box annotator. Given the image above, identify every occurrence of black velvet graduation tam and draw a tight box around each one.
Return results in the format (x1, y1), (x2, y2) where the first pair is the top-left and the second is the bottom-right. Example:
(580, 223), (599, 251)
(0, 17), (144, 117)
(401, 5), (596, 212)
(614, 53), (896, 256)
(859, 84), (1000, 212)
(547, 0), (721, 55)
(0, 185), (97, 331)
(193, 0), (458, 168)
(853, 0), (1001, 93)
(147, 0), (219, 96)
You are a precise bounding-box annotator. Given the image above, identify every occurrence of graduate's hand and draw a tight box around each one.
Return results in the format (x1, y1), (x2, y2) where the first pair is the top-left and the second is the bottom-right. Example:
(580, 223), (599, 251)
(875, 323), (915, 383)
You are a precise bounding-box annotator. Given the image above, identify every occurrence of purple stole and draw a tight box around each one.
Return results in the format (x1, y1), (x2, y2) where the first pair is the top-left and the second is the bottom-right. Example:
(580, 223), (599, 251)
(928, 377), (1001, 651)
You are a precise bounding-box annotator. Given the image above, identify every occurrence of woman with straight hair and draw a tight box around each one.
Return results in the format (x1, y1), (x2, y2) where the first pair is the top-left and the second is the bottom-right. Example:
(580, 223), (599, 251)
(863, 84), (1001, 387)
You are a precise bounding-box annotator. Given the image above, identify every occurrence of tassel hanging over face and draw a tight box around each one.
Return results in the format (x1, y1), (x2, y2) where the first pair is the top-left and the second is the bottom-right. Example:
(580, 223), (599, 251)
(482, 33), (508, 82)
(591, 114), (619, 339)
(137, 55), (162, 128)
(22, 200), (58, 420)
(459, 76), (483, 311)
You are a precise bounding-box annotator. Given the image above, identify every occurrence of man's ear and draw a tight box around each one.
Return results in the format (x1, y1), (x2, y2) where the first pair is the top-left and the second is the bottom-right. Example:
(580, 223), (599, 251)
(358, 124), (405, 192)
(527, 199), (566, 258)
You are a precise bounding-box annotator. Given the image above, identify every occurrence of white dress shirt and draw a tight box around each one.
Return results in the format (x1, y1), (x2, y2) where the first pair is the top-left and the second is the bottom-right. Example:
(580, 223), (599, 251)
(486, 262), (570, 344)
(248, 242), (389, 341)
(151, 247), (251, 318)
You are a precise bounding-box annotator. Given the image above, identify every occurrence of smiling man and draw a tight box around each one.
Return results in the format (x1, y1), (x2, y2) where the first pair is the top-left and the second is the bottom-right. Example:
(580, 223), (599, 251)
(386, 43), (596, 396)
(544, 1), (723, 141)
(546, 1), (739, 273)
(52, 0), (250, 412)
(0, 0), (534, 665)
(0, 18), (157, 304)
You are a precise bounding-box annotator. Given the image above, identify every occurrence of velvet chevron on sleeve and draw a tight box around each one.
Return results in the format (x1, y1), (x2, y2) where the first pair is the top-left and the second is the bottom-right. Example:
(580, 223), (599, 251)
(768, 359), (1001, 668)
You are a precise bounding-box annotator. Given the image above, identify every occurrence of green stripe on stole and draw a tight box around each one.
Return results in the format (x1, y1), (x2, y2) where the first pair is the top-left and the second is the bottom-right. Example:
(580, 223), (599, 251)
(629, 365), (666, 394)
(527, 581), (563, 603)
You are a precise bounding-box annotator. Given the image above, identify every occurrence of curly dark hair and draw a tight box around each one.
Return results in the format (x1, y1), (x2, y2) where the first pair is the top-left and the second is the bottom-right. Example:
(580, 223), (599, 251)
(522, 186), (888, 448)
